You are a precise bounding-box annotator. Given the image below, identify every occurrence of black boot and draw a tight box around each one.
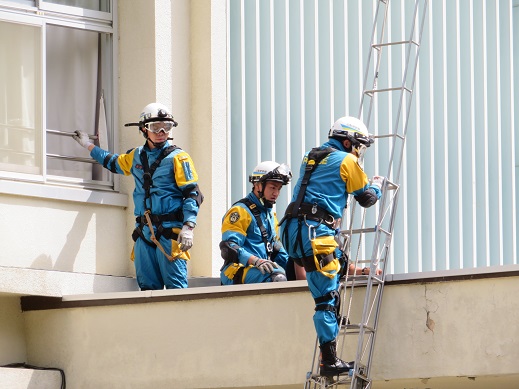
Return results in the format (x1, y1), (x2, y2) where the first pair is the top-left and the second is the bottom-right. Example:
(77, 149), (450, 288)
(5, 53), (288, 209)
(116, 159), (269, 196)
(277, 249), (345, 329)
(319, 340), (353, 376)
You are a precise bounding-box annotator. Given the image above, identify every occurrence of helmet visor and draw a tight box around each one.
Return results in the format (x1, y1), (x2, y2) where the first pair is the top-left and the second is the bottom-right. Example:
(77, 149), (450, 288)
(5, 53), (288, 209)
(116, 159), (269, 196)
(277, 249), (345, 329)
(266, 163), (292, 185)
(146, 121), (175, 134)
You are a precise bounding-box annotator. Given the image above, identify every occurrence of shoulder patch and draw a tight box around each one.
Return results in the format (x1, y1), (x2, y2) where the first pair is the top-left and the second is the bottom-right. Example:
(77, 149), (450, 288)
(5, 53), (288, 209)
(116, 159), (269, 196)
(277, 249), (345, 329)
(229, 212), (240, 224)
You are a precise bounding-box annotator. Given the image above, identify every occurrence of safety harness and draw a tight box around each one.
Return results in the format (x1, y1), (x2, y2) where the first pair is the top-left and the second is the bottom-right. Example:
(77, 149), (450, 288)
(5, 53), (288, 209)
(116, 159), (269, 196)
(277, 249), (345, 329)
(279, 146), (346, 322)
(131, 145), (182, 261)
(223, 197), (278, 284)
(279, 146), (337, 271)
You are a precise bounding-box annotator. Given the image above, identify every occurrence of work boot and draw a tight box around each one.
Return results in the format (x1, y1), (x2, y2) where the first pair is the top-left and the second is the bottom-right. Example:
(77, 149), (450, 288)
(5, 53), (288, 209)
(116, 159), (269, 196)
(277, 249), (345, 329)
(319, 340), (353, 376)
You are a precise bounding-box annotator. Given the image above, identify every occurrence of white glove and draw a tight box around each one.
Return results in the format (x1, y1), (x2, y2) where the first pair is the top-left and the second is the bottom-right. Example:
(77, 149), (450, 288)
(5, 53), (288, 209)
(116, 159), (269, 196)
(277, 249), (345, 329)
(177, 224), (194, 251)
(253, 258), (279, 274)
(73, 130), (93, 149)
(371, 175), (385, 190)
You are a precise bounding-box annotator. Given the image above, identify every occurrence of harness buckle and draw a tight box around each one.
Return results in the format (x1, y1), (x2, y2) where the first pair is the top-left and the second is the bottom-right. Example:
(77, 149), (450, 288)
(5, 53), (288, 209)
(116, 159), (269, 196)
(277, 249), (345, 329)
(306, 220), (316, 241)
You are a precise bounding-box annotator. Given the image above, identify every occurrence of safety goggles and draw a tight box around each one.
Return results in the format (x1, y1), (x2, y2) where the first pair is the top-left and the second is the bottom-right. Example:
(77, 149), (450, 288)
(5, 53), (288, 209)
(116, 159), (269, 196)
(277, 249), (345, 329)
(145, 121), (175, 134)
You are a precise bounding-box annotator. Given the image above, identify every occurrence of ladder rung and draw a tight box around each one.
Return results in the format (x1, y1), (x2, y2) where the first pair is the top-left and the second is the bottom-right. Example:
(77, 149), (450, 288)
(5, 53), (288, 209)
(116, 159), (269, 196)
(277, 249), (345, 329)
(372, 39), (419, 48)
(344, 276), (384, 285)
(344, 323), (375, 332)
(364, 86), (412, 96)
(340, 227), (376, 235)
(339, 224), (393, 237)
(374, 133), (405, 141)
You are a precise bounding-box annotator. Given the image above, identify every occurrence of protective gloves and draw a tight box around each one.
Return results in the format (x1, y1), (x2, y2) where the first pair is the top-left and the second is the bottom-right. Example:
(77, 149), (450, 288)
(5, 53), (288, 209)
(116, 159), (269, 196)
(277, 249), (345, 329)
(177, 224), (195, 251)
(73, 130), (93, 149)
(371, 175), (385, 190)
(252, 258), (280, 274)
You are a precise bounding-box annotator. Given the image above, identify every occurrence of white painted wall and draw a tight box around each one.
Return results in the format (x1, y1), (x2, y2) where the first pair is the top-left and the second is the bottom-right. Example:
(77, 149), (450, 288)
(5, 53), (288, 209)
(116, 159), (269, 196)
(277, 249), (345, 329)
(0, 296), (26, 365)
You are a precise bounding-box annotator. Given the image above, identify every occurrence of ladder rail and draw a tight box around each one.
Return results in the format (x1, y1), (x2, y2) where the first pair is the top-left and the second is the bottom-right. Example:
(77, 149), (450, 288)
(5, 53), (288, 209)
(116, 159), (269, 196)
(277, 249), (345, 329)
(358, 0), (390, 127)
(393, 0), (429, 185)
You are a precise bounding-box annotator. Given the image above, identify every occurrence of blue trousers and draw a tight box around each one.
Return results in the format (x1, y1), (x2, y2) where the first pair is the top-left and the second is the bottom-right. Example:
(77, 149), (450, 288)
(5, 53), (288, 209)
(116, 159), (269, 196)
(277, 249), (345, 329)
(133, 231), (188, 290)
(280, 219), (339, 345)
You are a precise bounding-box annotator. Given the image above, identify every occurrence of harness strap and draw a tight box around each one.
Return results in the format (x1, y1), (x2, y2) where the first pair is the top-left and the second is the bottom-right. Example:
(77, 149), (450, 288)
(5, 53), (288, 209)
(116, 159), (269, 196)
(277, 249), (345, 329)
(133, 145), (182, 258)
(314, 290), (341, 323)
(136, 212), (182, 225)
(278, 146), (335, 227)
(143, 210), (177, 261)
(314, 289), (340, 305)
(284, 202), (335, 227)
(299, 252), (335, 272)
(140, 145), (179, 211)
(236, 197), (273, 259)
(315, 304), (336, 313)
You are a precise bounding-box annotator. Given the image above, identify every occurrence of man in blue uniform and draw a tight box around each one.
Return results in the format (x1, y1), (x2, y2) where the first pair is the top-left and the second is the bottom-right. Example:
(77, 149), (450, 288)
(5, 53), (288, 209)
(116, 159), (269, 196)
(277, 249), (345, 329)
(220, 161), (291, 285)
(73, 103), (203, 290)
(279, 116), (383, 376)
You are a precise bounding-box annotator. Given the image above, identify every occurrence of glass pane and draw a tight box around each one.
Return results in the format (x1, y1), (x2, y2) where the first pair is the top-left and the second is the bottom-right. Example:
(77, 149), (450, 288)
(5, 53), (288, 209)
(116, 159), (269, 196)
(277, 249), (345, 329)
(0, 21), (42, 175)
(43, 0), (110, 12)
(46, 24), (112, 182)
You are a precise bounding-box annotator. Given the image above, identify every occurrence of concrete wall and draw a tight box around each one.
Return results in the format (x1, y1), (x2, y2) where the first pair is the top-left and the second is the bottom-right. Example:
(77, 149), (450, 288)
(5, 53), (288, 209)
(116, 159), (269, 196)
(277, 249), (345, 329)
(0, 296), (26, 366)
(16, 272), (519, 389)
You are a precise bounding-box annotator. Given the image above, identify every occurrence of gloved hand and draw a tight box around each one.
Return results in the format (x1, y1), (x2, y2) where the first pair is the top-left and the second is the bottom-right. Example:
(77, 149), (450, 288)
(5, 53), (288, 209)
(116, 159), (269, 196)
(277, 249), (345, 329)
(371, 175), (385, 190)
(73, 130), (93, 149)
(177, 224), (194, 251)
(252, 258), (279, 274)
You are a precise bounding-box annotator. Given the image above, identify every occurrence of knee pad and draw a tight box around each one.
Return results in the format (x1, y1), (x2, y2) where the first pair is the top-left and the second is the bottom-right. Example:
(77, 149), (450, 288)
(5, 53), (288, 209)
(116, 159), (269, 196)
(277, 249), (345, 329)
(271, 272), (287, 282)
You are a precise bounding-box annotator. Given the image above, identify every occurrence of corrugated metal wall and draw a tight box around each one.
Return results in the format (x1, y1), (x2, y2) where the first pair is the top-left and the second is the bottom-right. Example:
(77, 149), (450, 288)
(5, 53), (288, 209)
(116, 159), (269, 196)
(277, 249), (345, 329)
(228, 0), (517, 274)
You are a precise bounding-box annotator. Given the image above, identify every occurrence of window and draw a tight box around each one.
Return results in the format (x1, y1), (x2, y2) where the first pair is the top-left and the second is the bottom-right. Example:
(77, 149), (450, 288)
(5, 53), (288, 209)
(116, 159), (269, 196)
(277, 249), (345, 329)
(0, 0), (115, 190)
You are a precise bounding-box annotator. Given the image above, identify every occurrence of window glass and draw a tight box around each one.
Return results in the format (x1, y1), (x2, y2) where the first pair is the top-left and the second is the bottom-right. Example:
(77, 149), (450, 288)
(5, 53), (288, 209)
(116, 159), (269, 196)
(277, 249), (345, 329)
(46, 24), (111, 181)
(0, 21), (42, 175)
(42, 0), (110, 12)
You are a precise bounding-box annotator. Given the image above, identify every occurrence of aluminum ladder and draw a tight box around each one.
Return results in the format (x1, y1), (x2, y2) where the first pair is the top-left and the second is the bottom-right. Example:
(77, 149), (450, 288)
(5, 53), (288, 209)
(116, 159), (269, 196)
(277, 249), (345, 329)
(305, 0), (428, 388)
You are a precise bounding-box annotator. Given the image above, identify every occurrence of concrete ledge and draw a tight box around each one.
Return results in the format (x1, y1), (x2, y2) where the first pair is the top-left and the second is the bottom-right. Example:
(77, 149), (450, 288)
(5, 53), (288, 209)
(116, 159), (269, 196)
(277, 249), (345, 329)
(21, 280), (310, 311)
(0, 266), (220, 299)
(386, 263), (519, 284)
(18, 264), (519, 311)
(0, 266), (139, 297)
(0, 365), (64, 389)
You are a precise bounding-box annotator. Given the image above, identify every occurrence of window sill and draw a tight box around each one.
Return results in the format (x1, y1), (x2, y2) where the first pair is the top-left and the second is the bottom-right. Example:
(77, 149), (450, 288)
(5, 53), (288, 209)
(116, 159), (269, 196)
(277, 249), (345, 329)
(0, 179), (128, 207)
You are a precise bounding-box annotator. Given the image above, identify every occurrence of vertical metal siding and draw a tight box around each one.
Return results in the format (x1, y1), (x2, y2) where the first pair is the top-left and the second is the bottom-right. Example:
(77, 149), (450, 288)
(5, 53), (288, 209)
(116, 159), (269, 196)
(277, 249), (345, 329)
(228, 0), (517, 274)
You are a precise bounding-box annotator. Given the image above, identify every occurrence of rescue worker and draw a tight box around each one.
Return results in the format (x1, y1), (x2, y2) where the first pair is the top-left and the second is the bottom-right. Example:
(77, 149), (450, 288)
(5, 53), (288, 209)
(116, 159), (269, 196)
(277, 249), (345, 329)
(220, 161), (291, 285)
(279, 116), (383, 376)
(73, 103), (203, 290)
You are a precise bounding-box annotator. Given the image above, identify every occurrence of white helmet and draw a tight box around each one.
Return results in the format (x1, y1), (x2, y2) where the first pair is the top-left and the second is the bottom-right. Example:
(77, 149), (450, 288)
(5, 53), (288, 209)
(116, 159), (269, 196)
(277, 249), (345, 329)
(328, 116), (374, 158)
(249, 161), (292, 185)
(124, 102), (178, 141)
(139, 102), (177, 125)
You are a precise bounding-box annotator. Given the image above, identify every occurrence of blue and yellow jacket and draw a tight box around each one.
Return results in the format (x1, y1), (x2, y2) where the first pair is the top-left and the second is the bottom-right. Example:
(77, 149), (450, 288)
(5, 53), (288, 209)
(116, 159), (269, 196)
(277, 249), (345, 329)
(90, 142), (200, 227)
(220, 192), (289, 269)
(291, 138), (380, 219)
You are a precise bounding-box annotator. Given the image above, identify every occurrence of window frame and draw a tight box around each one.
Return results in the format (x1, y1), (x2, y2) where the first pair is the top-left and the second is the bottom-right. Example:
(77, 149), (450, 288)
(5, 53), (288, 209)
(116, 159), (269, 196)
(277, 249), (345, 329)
(0, 0), (122, 204)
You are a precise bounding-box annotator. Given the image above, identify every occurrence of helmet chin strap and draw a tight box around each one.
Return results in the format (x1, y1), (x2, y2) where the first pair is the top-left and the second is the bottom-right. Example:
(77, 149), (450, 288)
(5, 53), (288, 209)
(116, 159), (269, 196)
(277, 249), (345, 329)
(256, 183), (274, 208)
(146, 136), (173, 149)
